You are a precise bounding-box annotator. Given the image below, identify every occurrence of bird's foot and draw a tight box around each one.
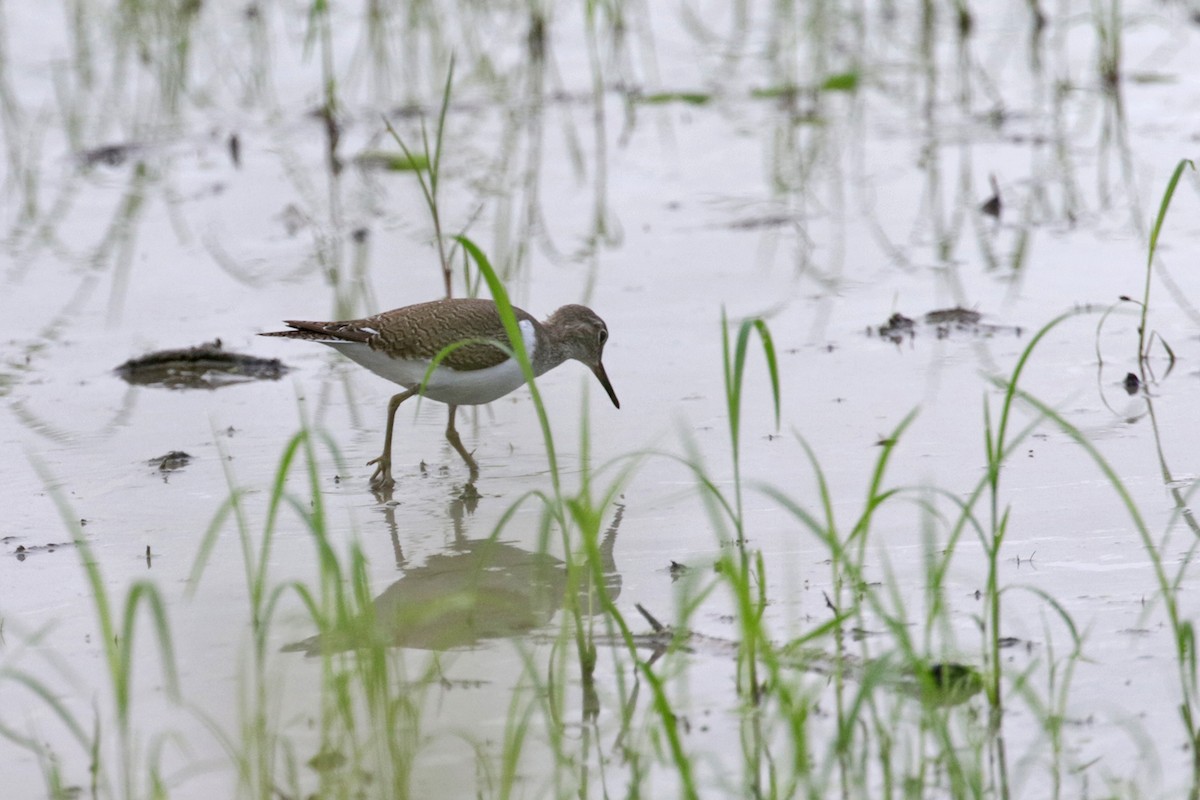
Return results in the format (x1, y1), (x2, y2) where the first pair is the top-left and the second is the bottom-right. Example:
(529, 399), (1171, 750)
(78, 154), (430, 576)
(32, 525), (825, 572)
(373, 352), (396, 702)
(367, 455), (395, 490)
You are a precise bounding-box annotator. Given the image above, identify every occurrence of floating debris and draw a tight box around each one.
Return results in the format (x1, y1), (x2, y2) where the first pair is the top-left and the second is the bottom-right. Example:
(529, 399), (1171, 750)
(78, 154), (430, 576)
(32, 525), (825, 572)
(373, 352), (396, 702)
(872, 307), (1020, 345)
(590, 605), (983, 707)
(149, 451), (192, 471)
(116, 339), (287, 390)
(924, 307), (982, 326)
(1123, 372), (1141, 395)
(77, 141), (146, 167)
(875, 312), (916, 344)
(14, 541), (74, 560)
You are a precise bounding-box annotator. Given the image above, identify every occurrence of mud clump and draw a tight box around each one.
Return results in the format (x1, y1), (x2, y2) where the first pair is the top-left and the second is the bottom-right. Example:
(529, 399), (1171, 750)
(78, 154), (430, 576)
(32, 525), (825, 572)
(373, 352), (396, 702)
(871, 307), (1021, 345)
(116, 339), (287, 390)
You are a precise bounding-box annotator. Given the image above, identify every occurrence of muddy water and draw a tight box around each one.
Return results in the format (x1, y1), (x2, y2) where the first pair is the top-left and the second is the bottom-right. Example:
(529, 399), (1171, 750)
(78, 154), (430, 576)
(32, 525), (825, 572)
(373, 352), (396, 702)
(4, 1), (1200, 797)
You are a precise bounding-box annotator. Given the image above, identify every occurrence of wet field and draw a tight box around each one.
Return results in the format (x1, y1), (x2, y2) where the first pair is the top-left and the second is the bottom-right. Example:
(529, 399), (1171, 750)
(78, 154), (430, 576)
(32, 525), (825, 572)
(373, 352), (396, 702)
(4, 1), (1200, 797)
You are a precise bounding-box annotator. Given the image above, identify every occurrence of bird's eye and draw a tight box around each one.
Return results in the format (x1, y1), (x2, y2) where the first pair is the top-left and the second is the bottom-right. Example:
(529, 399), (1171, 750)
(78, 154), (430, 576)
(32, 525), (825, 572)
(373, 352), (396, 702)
(598, 329), (608, 345)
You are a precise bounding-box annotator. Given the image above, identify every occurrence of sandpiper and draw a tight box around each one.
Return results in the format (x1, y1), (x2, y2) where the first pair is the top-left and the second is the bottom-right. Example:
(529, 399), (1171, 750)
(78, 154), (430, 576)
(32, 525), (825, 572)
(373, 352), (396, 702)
(261, 298), (619, 488)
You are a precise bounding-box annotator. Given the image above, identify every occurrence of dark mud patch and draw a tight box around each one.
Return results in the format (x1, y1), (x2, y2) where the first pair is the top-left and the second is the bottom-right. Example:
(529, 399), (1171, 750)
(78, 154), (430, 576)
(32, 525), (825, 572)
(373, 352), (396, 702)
(116, 339), (287, 390)
(148, 451), (193, 471)
(76, 141), (150, 168)
(871, 308), (1023, 345)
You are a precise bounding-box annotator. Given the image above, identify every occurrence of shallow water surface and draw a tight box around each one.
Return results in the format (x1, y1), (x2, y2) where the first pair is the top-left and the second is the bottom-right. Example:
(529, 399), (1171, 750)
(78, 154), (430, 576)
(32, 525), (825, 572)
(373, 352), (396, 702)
(4, 1), (1200, 797)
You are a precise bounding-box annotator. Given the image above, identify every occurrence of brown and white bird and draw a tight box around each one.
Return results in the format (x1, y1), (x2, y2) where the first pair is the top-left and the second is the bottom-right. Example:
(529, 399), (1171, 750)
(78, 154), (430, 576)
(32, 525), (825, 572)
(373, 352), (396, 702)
(261, 298), (619, 489)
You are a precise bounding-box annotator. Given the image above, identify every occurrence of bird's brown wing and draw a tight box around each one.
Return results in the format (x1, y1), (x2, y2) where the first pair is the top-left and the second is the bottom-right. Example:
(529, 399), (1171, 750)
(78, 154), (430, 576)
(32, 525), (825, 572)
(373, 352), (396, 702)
(372, 300), (537, 372)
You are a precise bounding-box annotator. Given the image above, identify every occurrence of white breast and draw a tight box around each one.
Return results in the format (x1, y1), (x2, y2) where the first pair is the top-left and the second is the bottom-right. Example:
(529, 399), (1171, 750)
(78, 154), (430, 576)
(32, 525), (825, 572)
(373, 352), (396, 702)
(321, 319), (539, 406)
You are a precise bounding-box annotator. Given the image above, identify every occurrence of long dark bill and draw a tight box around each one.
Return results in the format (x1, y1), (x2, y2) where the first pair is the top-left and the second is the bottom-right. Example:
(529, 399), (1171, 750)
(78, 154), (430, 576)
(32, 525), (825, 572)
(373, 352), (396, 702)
(592, 363), (620, 409)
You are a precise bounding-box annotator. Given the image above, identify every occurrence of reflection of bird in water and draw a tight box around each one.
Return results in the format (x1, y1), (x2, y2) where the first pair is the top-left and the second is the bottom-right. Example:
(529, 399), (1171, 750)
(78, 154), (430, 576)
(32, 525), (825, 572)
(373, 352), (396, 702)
(284, 505), (623, 654)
